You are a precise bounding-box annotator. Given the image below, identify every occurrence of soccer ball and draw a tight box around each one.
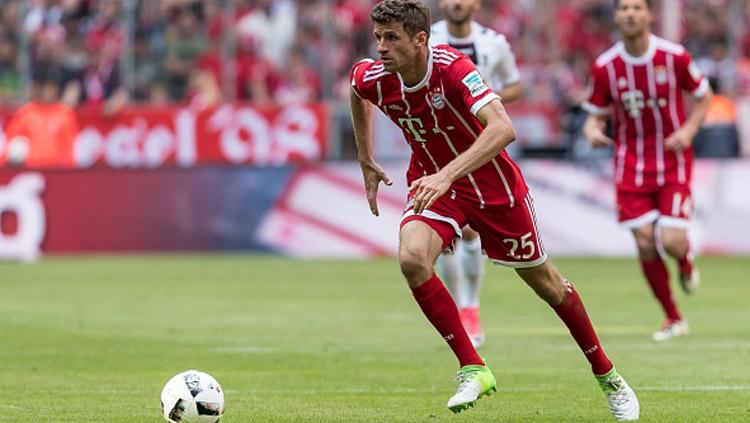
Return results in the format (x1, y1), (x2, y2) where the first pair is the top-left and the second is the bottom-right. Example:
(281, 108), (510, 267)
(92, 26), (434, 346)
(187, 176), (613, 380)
(160, 370), (225, 423)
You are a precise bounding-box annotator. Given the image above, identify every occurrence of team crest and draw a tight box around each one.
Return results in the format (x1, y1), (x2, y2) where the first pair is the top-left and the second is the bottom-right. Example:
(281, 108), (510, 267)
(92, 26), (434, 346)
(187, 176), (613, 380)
(655, 66), (668, 85)
(430, 92), (445, 109)
(618, 77), (628, 89)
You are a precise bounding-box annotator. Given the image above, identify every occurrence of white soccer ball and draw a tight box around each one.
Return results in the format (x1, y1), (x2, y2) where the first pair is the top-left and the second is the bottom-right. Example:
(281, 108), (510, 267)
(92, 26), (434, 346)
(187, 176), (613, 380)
(160, 370), (225, 423)
(6, 136), (30, 165)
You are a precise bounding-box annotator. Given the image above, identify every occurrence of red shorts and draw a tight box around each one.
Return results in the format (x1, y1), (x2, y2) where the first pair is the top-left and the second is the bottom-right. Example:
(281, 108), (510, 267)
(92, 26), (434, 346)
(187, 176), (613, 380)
(617, 183), (692, 229)
(400, 192), (547, 268)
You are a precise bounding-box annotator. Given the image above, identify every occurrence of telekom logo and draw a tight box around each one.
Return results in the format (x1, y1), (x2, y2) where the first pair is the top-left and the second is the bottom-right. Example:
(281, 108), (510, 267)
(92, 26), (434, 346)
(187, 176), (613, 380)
(620, 90), (645, 118)
(0, 173), (46, 261)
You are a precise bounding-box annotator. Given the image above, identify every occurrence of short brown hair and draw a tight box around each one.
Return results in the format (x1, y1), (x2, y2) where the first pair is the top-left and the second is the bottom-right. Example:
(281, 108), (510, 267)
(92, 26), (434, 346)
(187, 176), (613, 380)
(370, 0), (431, 40)
(614, 0), (652, 8)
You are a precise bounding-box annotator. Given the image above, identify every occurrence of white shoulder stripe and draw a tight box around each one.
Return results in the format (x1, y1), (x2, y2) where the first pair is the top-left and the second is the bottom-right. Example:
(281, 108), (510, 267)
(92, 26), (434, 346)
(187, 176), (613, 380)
(433, 49), (459, 59)
(653, 36), (685, 55)
(433, 53), (459, 64)
(363, 71), (390, 82)
(595, 44), (622, 67)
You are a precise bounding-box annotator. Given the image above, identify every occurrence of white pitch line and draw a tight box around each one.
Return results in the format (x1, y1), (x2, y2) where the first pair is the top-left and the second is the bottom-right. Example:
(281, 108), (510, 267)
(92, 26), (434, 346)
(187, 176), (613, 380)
(638, 385), (750, 392)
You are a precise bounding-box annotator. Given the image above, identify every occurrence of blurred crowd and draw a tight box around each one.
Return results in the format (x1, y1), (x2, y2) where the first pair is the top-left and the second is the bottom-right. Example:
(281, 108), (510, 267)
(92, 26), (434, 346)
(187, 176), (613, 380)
(0, 0), (749, 113)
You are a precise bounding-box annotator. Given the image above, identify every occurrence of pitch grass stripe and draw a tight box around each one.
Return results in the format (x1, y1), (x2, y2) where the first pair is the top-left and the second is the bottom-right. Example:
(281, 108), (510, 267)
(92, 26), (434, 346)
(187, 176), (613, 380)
(638, 385), (750, 392)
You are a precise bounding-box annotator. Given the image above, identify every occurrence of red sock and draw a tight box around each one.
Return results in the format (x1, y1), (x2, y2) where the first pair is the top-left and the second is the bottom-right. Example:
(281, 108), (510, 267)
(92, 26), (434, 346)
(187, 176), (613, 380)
(677, 247), (693, 277)
(552, 281), (613, 375)
(411, 274), (484, 367)
(640, 257), (682, 321)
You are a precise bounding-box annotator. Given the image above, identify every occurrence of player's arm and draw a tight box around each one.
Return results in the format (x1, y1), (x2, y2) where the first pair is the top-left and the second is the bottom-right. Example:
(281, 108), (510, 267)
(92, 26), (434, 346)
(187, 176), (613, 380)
(665, 54), (714, 151)
(494, 37), (523, 103)
(583, 113), (614, 147)
(349, 85), (392, 216)
(410, 99), (515, 214)
(582, 62), (614, 147)
(496, 82), (522, 104)
(665, 88), (712, 151)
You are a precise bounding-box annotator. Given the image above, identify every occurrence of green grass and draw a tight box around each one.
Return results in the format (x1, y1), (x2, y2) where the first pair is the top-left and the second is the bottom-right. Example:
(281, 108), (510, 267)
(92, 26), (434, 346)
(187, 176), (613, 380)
(1, 255), (749, 422)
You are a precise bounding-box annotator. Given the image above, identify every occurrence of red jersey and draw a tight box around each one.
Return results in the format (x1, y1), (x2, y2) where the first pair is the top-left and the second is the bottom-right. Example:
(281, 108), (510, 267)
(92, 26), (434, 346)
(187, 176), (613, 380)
(583, 34), (709, 191)
(350, 45), (527, 208)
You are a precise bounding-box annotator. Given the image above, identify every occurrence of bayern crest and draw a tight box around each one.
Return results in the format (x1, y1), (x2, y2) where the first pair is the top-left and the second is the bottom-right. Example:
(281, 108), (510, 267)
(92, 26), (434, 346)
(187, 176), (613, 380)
(431, 91), (445, 109)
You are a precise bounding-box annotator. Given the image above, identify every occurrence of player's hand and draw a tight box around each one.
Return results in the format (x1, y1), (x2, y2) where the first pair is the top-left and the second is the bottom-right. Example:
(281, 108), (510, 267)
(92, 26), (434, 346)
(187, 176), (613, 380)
(665, 127), (694, 151)
(360, 161), (392, 216)
(586, 129), (614, 148)
(409, 172), (451, 215)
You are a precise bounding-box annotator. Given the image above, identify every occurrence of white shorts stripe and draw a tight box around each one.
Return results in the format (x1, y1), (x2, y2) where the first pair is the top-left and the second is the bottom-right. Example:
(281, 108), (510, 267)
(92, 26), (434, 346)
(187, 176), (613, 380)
(620, 209), (660, 229)
(401, 209), (462, 239)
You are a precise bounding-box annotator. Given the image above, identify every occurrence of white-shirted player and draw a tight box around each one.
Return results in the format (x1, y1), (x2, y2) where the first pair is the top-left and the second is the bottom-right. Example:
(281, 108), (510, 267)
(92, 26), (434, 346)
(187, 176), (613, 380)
(431, 0), (523, 348)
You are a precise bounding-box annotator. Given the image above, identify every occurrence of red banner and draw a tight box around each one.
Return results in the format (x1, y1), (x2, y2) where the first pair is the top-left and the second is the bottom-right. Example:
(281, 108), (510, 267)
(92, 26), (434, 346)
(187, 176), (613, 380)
(0, 103), (329, 168)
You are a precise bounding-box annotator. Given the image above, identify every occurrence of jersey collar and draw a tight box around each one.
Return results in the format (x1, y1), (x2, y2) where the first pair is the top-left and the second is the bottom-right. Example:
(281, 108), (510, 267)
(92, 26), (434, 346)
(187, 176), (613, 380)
(617, 33), (657, 65)
(399, 46), (433, 93)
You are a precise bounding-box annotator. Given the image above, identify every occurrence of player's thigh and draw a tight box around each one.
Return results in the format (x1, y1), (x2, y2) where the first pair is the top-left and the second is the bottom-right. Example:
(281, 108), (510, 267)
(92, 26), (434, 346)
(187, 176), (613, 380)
(617, 188), (660, 229)
(461, 225), (479, 241)
(399, 220), (449, 266)
(400, 193), (467, 265)
(515, 259), (566, 305)
(465, 193), (547, 269)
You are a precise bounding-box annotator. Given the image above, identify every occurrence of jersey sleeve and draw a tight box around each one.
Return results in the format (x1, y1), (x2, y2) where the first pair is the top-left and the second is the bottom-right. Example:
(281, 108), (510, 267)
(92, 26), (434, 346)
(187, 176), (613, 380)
(674, 50), (710, 98)
(494, 36), (521, 87)
(445, 55), (501, 117)
(349, 58), (377, 102)
(582, 62), (612, 116)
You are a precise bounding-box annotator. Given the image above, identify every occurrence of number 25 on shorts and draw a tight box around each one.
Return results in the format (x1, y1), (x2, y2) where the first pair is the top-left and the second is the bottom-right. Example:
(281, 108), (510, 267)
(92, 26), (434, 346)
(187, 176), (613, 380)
(503, 232), (536, 260)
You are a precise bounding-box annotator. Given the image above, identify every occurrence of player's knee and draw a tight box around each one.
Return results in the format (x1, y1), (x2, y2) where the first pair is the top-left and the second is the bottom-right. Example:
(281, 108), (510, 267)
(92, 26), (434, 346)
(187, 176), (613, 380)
(661, 232), (688, 257)
(517, 262), (566, 305)
(633, 231), (657, 258)
(399, 251), (432, 285)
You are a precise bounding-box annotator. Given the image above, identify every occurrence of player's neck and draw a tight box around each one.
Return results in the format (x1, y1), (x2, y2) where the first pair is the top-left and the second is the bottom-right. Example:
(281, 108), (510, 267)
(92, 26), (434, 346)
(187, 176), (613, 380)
(447, 20), (472, 39)
(399, 48), (430, 87)
(622, 31), (651, 57)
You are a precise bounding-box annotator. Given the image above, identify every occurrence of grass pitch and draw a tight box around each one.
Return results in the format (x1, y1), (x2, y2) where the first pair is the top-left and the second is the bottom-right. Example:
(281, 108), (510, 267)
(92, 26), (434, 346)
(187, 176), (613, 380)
(1, 255), (749, 422)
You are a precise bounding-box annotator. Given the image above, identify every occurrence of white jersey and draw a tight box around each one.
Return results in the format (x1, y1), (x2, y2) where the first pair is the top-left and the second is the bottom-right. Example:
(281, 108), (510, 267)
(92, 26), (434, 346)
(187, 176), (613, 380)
(430, 20), (520, 91)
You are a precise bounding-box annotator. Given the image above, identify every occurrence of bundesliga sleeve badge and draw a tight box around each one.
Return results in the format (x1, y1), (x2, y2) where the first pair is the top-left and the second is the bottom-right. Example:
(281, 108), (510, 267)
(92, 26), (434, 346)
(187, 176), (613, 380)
(462, 70), (490, 97)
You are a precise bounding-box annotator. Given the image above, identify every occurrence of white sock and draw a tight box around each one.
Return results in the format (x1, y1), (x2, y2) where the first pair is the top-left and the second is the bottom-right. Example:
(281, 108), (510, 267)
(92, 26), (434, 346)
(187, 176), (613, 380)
(461, 236), (484, 309)
(436, 243), (466, 307)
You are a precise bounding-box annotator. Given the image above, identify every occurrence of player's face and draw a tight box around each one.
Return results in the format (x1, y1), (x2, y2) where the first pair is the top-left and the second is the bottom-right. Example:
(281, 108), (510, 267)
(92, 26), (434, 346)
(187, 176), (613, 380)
(373, 22), (427, 72)
(614, 0), (652, 38)
(439, 0), (479, 25)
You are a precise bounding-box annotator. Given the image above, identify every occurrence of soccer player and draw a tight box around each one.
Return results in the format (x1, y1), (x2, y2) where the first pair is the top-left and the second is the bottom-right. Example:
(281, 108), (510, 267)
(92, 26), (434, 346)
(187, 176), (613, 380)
(583, 0), (711, 341)
(429, 0), (523, 348)
(350, 1), (639, 419)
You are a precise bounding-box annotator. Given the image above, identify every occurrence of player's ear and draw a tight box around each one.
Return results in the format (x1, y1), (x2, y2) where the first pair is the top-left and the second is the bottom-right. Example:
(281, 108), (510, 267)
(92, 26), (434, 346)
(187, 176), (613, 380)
(415, 31), (428, 47)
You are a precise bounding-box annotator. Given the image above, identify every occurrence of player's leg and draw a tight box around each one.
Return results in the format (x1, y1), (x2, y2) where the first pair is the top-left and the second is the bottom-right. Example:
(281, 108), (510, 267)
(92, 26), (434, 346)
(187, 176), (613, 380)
(661, 225), (699, 293)
(619, 189), (684, 340)
(459, 226), (485, 347)
(436, 241), (466, 306)
(472, 193), (639, 420)
(658, 185), (699, 294)
(399, 211), (495, 413)
(632, 223), (687, 340)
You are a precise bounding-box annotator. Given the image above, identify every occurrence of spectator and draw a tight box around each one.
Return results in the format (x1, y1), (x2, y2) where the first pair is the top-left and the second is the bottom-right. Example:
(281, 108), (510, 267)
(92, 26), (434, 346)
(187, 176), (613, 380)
(2, 67), (79, 168)
(0, 37), (21, 104)
(164, 2), (207, 100)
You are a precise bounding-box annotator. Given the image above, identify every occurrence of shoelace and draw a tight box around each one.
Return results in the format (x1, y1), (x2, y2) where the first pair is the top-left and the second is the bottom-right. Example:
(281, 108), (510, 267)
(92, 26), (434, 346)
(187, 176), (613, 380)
(454, 370), (477, 390)
(607, 380), (631, 406)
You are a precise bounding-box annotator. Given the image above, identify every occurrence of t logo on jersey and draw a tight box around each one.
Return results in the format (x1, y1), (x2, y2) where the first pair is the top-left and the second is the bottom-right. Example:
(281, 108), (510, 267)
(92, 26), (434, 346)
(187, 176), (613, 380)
(621, 89), (645, 118)
(398, 117), (428, 142)
(462, 70), (490, 97)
